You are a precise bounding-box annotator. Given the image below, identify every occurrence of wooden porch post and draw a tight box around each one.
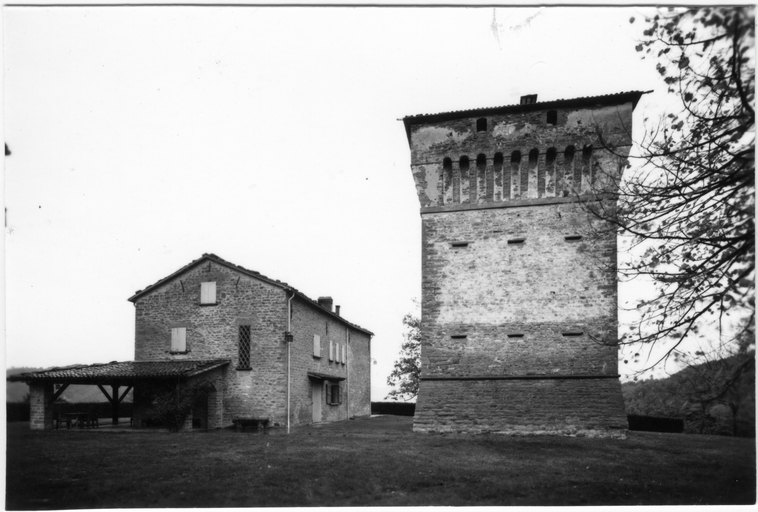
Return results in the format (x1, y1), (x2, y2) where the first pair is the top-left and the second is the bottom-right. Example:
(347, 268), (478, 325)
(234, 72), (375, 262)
(112, 385), (119, 425)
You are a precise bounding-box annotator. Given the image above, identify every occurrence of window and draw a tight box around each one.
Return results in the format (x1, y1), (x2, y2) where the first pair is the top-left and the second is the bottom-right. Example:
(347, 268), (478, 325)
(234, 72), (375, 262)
(171, 327), (186, 353)
(313, 334), (321, 358)
(342, 344), (346, 365)
(546, 147), (557, 166)
(329, 340), (334, 361)
(200, 282), (216, 305)
(238, 325), (251, 370)
(547, 110), (557, 125)
(335, 342), (341, 363)
(476, 118), (487, 132)
(460, 155), (470, 172)
(326, 381), (341, 405)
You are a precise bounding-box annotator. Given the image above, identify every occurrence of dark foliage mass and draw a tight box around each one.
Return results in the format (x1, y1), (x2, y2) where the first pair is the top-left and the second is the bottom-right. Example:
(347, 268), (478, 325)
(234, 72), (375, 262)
(371, 401), (416, 416)
(622, 348), (755, 437)
(149, 380), (215, 432)
(588, 7), (755, 371)
(627, 415), (684, 433)
(386, 313), (421, 401)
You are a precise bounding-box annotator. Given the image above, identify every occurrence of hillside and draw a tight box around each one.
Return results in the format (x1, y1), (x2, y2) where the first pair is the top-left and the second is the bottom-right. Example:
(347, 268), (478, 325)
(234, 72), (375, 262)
(622, 353), (755, 437)
(6, 367), (132, 403)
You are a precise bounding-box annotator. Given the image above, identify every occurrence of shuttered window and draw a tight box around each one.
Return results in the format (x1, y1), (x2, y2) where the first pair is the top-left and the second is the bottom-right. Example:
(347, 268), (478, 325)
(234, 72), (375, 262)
(326, 381), (341, 405)
(171, 327), (186, 352)
(313, 335), (321, 357)
(335, 342), (341, 363)
(200, 282), (216, 305)
(329, 340), (334, 361)
(342, 344), (346, 365)
(238, 325), (251, 370)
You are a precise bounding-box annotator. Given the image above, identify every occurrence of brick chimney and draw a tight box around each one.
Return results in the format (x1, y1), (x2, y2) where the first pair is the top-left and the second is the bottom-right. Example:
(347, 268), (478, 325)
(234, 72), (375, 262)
(317, 296), (333, 312)
(335, 305), (341, 316)
(520, 94), (537, 105)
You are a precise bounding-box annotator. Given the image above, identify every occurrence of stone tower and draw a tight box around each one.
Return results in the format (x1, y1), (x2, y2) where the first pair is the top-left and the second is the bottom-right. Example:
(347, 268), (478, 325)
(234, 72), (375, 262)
(402, 91), (646, 436)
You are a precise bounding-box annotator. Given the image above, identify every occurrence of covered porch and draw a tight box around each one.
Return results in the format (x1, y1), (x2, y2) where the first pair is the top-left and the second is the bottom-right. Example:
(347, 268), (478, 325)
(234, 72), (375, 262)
(8, 359), (230, 431)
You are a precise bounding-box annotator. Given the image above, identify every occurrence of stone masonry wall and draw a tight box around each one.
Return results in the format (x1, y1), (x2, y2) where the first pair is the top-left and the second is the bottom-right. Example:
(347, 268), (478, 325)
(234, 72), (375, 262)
(414, 378), (628, 435)
(29, 382), (54, 430)
(407, 99), (634, 435)
(420, 203), (619, 378)
(289, 297), (371, 426)
(409, 103), (634, 208)
(134, 261), (289, 427)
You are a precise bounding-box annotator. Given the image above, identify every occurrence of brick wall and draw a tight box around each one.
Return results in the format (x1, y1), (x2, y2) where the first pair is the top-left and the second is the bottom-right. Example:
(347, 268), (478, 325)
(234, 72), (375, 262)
(407, 99), (634, 435)
(29, 383), (54, 430)
(133, 261), (289, 427)
(288, 298), (371, 426)
(419, 203), (619, 378)
(408, 102), (634, 208)
(414, 378), (628, 436)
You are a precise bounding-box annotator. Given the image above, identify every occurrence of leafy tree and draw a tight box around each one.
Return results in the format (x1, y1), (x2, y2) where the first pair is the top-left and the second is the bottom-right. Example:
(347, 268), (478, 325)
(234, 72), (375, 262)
(588, 7), (755, 371)
(386, 313), (421, 401)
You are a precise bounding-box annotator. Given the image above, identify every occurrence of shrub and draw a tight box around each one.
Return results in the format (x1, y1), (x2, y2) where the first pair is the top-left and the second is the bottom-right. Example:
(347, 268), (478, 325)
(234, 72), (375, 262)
(371, 401), (416, 416)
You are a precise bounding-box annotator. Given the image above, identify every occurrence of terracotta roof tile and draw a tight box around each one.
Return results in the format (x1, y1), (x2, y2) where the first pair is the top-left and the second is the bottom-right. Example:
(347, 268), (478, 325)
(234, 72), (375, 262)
(7, 359), (230, 383)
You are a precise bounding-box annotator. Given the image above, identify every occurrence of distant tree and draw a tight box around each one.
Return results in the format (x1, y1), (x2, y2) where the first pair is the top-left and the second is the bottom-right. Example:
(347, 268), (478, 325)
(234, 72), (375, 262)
(678, 320), (755, 435)
(386, 313), (421, 402)
(587, 7), (755, 371)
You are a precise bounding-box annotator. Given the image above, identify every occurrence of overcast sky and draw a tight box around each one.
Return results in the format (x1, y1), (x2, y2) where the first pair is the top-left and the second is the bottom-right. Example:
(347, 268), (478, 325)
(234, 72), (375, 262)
(4, 5), (679, 399)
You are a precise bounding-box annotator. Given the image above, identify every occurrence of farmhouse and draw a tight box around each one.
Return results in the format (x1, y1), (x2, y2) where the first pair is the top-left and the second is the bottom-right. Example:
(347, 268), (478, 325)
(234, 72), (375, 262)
(11, 253), (373, 430)
(402, 91), (647, 436)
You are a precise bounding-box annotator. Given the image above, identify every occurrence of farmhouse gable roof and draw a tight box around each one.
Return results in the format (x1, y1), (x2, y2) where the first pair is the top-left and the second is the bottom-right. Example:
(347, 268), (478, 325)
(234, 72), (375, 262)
(128, 253), (373, 336)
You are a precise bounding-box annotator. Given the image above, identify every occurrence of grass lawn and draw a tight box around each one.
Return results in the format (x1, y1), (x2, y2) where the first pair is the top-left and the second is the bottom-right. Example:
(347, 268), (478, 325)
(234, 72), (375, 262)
(5, 415), (756, 508)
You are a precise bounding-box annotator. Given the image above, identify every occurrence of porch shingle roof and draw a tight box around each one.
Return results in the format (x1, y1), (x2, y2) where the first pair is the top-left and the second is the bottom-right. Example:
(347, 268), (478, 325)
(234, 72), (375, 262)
(7, 359), (230, 384)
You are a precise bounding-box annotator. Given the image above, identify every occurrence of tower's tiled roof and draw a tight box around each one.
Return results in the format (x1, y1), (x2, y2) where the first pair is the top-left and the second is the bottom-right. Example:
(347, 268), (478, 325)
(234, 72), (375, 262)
(7, 359), (230, 383)
(402, 90), (651, 143)
(128, 253), (373, 336)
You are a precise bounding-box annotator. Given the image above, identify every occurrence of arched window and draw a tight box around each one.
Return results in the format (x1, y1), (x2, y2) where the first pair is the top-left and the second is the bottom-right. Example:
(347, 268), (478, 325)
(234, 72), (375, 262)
(564, 145), (575, 165)
(582, 144), (593, 189)
(528, 148), (539, 167)
(546, 147), (557, 197)
(442, 157), (453, 204)
(476, 118), (487, 132)
(476, 153), (486, 170)
(459, 156), (470, 204)
(564, 145), (576, 196)
(546, 147), (557, 166)
(582, 144), (593, 163)
(547, 110), (557, 125)
(510, 150), (521, 164)
(493, 152), (504, 201)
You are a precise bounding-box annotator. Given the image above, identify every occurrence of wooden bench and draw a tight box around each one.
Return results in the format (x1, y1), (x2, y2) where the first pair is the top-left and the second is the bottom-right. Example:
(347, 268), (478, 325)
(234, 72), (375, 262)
(232, 418), (269, 431)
